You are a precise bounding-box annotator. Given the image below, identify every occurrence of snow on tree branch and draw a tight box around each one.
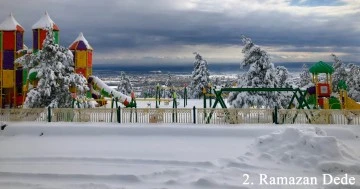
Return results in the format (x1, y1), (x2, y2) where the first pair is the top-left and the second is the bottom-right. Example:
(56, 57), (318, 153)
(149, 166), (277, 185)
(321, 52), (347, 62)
(228, 36), (291, 108)
(16, 28), (89, 108)
(189, 52), (210, 99)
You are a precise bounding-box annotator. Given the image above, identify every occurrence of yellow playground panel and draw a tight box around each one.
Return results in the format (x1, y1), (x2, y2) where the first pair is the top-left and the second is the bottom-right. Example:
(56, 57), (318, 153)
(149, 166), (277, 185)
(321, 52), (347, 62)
(75, 51), (87, 68)
(2, 70), (14, 88)
(340, 89), (360, 110)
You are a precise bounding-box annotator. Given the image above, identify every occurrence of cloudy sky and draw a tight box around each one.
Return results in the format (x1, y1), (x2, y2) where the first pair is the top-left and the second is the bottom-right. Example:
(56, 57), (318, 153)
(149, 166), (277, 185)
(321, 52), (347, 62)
(1, 0), (359, 65)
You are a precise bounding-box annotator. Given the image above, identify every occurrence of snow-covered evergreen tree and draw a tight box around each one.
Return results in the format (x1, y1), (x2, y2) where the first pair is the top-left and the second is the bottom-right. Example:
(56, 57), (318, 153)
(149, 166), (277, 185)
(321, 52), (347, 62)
(189, 52), (210, 98)
(117, 71), (132, 95)
(298, 63), (313, 88)
(275, 66), (289, 87)
(164, 74), (174, 98)
(331, 54), (347, 92)
(228, 36), (284, 108)
(346, 63), (360, 101)
(16, 29), (89, 108)
(275, 66), (293, 107)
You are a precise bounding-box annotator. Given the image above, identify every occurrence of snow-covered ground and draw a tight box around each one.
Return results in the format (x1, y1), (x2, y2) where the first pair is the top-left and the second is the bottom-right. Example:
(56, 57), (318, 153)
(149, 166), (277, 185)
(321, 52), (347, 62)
(0, 123), (359, 189)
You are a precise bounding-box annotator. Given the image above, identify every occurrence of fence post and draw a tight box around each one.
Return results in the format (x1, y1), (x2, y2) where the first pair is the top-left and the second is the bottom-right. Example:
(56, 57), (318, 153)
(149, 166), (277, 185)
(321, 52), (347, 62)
(209, 85), (212, 108)
(193, 106), (196, 124)
(273, 106), (278, 124)
(117, 106), (121, 123)
(135, 108), (138, 123)
(47, 106), (51, 122)
(184, 86), (187, 107)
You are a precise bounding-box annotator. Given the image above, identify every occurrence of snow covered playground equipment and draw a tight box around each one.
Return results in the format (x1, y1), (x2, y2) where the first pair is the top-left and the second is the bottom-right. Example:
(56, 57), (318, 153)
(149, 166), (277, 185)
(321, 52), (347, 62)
(0, 12), (135, 108)
(202, 61), (360, 124)
(88, 76), (136, 107)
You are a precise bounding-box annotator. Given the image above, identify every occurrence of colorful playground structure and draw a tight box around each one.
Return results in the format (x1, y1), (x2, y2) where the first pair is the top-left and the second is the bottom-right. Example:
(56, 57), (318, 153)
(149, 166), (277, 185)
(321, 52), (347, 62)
(0, 12), (135, 108)
(307, 61), (360, 110)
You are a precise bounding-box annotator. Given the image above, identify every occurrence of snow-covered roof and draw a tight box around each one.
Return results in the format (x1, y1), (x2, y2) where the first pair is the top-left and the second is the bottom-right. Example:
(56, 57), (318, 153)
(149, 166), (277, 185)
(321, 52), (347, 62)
(69, 32), (93, 50)
(0, 13), (24, 31)
(32, 11), (59, 30)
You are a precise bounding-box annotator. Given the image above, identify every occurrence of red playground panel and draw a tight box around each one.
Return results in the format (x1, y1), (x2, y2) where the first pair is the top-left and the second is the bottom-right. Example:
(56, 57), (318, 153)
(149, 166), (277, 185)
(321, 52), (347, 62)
(3, 31), (15, 50)
(16, 95), (23, 105)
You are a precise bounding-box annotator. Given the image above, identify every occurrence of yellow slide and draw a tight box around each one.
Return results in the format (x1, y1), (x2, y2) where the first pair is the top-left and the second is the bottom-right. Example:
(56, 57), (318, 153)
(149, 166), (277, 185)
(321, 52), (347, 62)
(339, 89), (360, 110)
(344, 96), (360, 110)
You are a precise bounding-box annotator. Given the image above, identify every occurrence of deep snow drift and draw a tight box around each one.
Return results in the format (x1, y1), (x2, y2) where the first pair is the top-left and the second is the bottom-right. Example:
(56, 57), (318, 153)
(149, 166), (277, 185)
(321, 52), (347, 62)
(0, 123), (359, 189)
(255, 127), (359, 170)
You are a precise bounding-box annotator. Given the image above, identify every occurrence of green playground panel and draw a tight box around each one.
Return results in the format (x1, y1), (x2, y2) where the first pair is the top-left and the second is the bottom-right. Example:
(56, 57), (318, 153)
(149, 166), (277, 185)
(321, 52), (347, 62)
(22, 68), (28, 84)
(329, 97), (341, 109)
(54, 31), (59, 44)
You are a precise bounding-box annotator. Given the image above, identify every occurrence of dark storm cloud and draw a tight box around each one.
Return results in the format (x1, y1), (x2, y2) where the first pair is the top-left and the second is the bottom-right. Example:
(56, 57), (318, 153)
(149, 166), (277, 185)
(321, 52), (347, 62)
(61, 8), (359, 54)
(0, 0), (359, 62)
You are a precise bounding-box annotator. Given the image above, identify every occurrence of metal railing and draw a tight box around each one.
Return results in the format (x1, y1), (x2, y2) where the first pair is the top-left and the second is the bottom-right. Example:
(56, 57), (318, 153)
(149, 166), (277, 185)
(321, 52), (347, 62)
(1, 107), (360, 125)
(278, 109), (360, 125)
(120, 108), (192, 123)
(0, 108), (47, 122)
(52, 108), (117, 122)
(196, 108), (274, 124)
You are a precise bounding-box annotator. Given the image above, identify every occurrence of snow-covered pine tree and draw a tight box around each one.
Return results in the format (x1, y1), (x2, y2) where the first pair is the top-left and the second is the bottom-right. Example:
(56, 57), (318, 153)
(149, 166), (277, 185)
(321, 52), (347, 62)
(275, 66), (289, 88)
(227, 36), (283, 108)
(298, 63), (313, 88)
(189, 52), (210, 98)
(164, 74), (174, 98)
(331, 54), (347, 92)
(117, 71), (132, 95)
(346, 63), (360, 101)
(16, 28), (89, 108)
(275, 66), (293, 107)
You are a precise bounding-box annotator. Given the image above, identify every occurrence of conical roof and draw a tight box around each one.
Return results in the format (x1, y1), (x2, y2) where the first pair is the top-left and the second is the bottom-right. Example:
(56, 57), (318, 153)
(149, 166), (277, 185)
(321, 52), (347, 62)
(0, 13), (24, 32)
(32, 11), (59, 30)
(309, 61), (334, 74)
(69, 32), (93, 50)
